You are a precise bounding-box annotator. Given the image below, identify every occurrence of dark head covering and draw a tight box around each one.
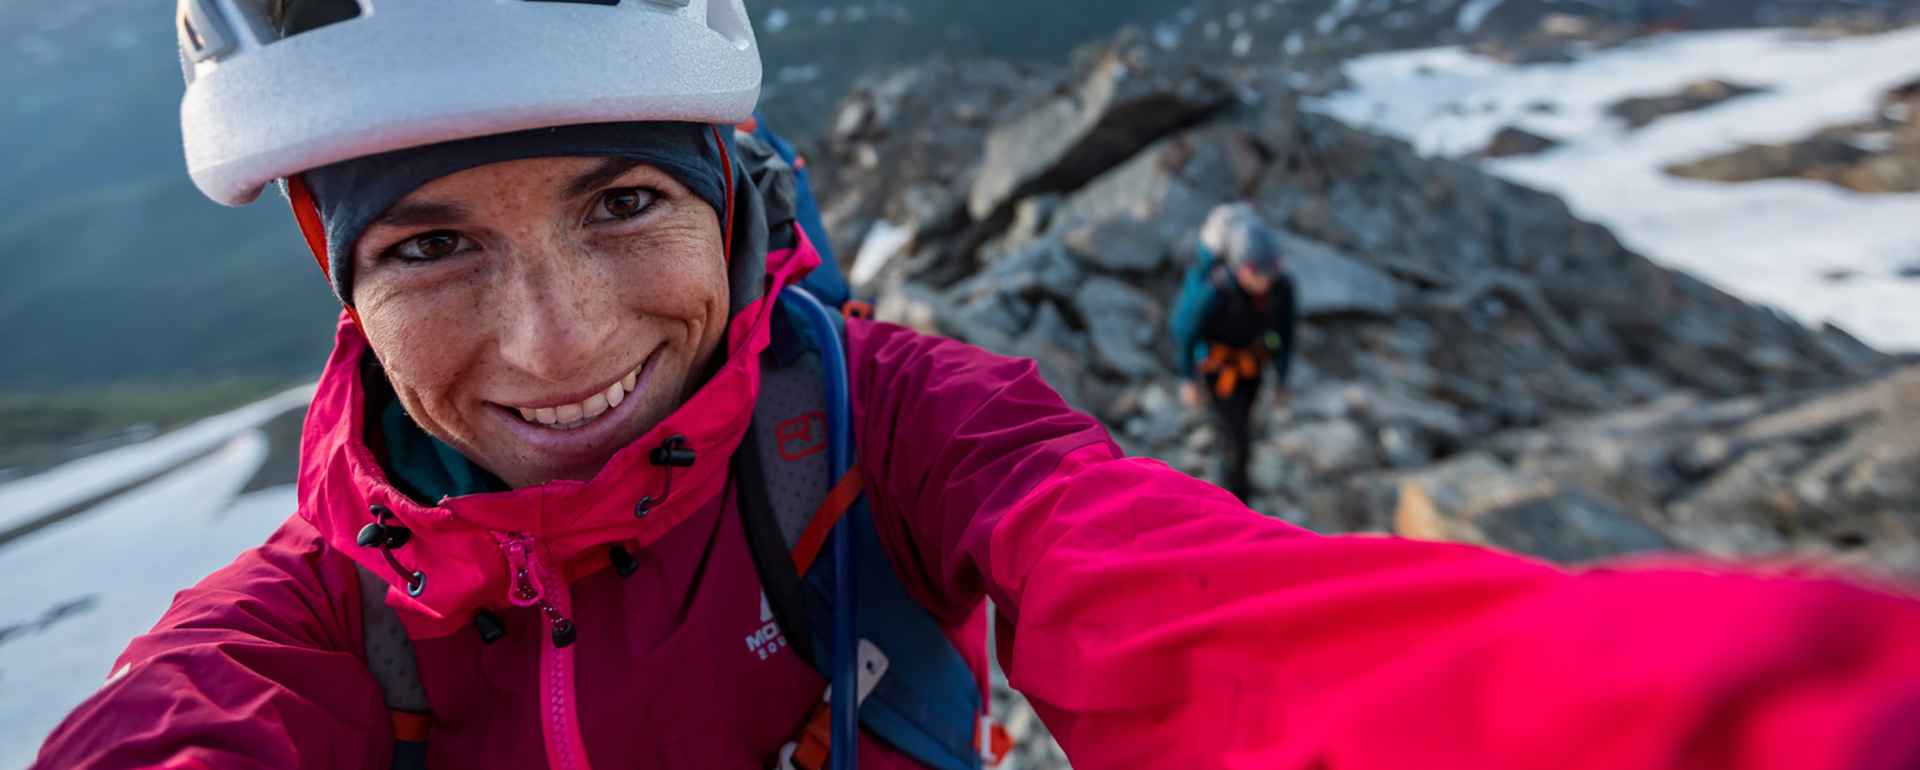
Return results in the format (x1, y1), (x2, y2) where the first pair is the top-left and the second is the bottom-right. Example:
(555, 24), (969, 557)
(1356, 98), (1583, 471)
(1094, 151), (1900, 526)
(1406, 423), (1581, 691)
(299, 121), (731, 306)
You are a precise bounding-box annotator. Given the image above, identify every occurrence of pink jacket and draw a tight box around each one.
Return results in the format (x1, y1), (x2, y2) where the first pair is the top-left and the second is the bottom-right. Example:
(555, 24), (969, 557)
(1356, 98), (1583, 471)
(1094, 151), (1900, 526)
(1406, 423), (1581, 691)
(33, 235), (1920, 770)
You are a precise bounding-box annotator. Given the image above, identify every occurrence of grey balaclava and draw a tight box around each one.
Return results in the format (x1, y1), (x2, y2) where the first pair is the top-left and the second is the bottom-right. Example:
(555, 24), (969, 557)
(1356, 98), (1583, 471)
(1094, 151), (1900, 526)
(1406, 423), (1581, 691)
(299, 121), (733, 307)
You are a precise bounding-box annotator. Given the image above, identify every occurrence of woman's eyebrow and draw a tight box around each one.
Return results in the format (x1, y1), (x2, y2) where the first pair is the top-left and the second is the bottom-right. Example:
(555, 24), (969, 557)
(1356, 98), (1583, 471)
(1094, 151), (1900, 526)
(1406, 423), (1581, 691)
(370, 200), (472, 229)
(563, 157), (647, 199)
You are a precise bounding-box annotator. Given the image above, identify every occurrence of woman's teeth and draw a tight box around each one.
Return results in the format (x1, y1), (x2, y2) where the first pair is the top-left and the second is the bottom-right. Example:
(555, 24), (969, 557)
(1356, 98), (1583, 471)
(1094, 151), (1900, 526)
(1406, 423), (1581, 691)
(515, 365), (643, 430)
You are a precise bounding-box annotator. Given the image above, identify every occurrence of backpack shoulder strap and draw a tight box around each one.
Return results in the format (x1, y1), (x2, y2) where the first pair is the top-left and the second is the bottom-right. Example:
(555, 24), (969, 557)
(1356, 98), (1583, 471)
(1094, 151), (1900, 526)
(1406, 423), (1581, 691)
(738, 291), (842, 666)
(742, 288), (984, 770)
(355, 565), (432, 770)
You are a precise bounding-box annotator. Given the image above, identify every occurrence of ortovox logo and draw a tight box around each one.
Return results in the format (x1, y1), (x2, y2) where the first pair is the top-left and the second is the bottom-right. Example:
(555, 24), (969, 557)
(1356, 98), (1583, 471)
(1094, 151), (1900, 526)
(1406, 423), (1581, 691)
(746, 591), (788, 661)
(775, 412), (828, 462)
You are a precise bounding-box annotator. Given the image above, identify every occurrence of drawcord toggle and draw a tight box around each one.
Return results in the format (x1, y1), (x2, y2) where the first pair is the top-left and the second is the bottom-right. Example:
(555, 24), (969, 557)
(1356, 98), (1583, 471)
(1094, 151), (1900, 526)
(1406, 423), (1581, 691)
(634, 434), (696, 518)
(357, 504), (426, 597)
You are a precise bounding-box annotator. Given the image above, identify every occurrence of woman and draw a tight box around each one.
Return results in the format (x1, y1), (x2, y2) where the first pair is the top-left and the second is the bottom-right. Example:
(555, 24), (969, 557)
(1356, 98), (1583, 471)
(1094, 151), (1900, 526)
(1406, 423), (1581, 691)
(34, 2), (1920, 769)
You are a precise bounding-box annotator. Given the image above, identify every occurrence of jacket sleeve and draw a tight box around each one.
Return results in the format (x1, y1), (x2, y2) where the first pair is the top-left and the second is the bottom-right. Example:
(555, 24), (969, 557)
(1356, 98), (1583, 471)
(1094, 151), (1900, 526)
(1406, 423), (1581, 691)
(32, 517), (390, 770)
(1168, 257), (1217, 380)
(846, 320), (1920, 770)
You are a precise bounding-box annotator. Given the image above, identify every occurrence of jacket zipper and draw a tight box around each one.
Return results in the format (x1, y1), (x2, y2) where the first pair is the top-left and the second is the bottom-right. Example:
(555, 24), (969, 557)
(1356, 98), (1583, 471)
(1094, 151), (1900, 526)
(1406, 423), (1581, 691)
(501, 534), (594, 770)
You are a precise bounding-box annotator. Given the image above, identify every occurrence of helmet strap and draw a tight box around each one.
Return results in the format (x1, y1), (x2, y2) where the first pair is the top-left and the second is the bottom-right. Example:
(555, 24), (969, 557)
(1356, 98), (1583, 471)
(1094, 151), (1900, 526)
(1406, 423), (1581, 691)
(285, 174), (365, 330)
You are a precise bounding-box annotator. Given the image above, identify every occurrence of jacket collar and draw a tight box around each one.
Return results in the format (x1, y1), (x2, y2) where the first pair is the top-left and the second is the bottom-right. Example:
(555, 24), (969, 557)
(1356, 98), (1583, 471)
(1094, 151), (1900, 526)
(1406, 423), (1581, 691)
(297, 230), (820, 638)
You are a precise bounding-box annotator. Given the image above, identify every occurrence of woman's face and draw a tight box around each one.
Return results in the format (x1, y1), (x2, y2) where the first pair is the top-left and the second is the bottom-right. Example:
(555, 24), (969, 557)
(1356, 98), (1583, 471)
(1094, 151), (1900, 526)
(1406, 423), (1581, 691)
(349, 157), (730, 488)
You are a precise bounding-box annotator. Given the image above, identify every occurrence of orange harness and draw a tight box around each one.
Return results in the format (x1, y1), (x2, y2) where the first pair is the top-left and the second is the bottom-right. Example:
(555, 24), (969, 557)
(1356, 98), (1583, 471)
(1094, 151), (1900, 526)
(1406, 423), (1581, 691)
(1200, 345), (1266, 399)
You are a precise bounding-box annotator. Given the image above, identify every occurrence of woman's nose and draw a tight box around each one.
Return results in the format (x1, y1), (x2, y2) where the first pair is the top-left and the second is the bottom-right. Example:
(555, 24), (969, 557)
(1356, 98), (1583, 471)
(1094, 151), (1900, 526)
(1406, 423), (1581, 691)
(493, 250), (621, 384)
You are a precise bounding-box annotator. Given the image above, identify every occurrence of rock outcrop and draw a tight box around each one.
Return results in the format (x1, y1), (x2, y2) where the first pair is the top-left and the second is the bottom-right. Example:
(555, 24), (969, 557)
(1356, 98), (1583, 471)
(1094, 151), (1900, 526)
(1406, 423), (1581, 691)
(800, 24), (1915, 769)
(1664, 77), (1920, 193)
(817, 31), (1905, 576)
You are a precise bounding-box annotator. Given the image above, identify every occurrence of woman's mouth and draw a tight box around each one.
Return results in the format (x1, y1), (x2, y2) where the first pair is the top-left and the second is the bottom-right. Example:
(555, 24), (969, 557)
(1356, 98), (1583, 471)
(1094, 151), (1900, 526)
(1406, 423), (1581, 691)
(501, 346), (661, 434)
(512, 365), (642, 431)
(486, 344), (672, 475)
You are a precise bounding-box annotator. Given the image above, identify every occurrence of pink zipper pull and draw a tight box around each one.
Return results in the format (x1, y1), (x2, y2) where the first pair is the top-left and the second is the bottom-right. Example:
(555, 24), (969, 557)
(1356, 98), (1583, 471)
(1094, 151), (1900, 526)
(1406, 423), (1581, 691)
(499, 534), (577, 648)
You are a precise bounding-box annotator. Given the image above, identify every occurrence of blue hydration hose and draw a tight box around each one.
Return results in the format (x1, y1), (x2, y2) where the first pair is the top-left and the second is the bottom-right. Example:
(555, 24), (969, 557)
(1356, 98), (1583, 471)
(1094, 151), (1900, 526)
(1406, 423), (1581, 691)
(781, 285), (860, 770)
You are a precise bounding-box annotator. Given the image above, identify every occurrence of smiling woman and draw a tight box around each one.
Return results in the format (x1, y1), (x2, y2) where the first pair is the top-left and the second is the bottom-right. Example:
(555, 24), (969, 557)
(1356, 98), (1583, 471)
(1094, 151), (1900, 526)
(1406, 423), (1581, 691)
(31, 2), (1920, 770)
(347, 155), (730, 487)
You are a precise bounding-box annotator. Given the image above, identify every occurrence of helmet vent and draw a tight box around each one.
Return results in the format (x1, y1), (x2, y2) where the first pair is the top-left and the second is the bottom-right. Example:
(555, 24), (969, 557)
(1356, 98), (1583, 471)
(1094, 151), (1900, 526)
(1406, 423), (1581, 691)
(706, 0), (754, 51)
(177, 0), (234, 62)
(263, 0), (364, 39)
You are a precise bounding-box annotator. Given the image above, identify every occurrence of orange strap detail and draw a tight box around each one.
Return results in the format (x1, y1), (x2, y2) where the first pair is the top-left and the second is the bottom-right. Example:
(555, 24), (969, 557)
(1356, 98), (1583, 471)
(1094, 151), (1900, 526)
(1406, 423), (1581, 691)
(985, 722), (1013, 767)
(284, 176), (329, 276)
(779, 470), (864, 769)
(788, 700), (834, 770)
(284, 175), (365, 329)
(735, 116), (760, 134)
(390, 710), (432, 743)
(790, 466), (863, 573)
(842, 300), (874, 321)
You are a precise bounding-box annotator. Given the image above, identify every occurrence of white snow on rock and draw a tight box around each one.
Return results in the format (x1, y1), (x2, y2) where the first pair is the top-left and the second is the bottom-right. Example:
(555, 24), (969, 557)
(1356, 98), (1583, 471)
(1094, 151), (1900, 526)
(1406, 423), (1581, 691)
(851, 219), (915, 289)
(1311, 27), (1920, 351)
(0, 430), (295, 769)
(0, 385), (313, 534)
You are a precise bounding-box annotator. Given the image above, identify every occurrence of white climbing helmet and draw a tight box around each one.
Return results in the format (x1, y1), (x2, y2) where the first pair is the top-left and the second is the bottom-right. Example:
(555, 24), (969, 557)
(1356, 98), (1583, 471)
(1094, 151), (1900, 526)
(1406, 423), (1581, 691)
(175, 0), (761, 206)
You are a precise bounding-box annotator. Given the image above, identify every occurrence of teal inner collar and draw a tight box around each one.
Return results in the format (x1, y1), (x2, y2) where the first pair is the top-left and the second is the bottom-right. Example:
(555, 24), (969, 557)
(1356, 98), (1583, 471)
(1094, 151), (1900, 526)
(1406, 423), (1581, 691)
(361, 356), (506, 504)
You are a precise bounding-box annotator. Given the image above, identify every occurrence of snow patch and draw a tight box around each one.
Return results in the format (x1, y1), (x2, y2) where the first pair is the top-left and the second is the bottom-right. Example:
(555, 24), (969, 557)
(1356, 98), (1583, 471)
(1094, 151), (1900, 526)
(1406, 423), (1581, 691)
(0, 385), (312, 535)
(1312, 28), (1920, 350)
(0, 433), (287, 768)
(851, 220), (914, 289)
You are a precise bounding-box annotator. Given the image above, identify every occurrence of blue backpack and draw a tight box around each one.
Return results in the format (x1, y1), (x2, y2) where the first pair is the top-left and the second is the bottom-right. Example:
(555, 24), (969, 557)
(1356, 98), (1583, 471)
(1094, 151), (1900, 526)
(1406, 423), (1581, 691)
(739, 286), (985, 770)
(746, 114), (850, 309)
(1169, 243), (1224, 379)
(732, 114), (980, 770)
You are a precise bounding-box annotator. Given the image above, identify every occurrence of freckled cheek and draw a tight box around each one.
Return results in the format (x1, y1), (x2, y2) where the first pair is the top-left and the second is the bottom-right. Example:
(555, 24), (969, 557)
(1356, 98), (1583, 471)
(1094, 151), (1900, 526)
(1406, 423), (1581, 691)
(605, 236), (728, 341)
(360, 290), (490, 425)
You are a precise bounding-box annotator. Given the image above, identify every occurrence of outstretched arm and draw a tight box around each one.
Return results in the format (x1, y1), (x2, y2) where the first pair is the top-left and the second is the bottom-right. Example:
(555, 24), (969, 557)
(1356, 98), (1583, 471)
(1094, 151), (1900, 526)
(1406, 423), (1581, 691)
(32, 519), (389, 770)
(847, 319), (1920, 770)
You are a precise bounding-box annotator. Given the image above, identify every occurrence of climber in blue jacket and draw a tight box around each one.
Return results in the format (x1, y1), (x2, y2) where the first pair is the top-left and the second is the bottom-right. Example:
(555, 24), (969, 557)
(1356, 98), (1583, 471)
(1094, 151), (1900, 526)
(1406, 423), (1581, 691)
(1170, 203), (1299, 501)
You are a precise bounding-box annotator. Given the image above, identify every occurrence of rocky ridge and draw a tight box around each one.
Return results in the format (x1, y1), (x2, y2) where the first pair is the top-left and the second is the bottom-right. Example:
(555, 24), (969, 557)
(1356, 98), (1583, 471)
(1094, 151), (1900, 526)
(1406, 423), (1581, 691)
(812, 23), (1913, 570)
(801, 18), (1918, 770)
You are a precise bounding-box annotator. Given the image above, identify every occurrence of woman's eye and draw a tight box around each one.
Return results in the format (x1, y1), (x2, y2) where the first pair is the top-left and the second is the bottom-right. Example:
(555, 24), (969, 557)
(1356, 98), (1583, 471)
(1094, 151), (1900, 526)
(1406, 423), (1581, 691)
(389, 231), (472, 262)
(592, 187), (658, 222)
